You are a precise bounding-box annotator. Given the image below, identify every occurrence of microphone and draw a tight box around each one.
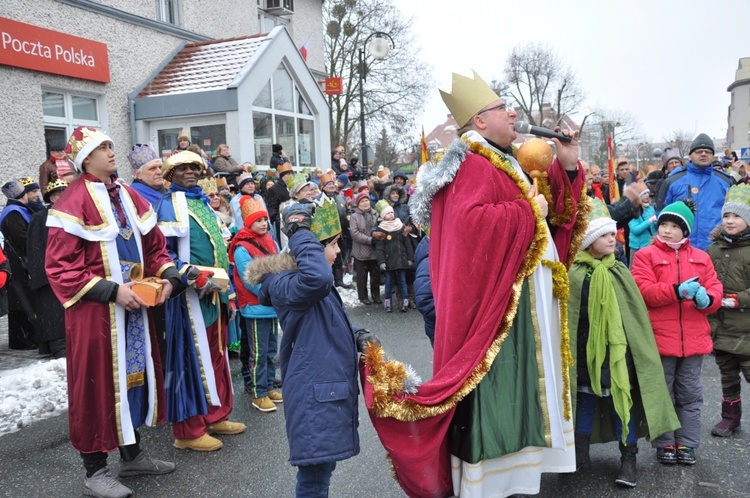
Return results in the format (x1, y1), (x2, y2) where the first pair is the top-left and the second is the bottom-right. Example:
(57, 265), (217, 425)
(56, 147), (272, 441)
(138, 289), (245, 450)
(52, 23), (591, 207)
(514, 121), (572, 143)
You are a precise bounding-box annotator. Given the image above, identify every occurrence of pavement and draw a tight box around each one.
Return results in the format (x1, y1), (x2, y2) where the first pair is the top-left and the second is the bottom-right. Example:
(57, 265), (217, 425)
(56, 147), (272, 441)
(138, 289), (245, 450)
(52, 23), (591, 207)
(0, 316), (50, 372)
(1, 307), (750, 497)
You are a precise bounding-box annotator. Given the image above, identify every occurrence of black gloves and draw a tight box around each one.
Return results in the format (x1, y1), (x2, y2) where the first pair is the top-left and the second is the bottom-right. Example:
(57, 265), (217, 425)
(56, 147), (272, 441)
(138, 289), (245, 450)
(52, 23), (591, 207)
(282, 203), (315, 238)
(355, 329), (381, 353)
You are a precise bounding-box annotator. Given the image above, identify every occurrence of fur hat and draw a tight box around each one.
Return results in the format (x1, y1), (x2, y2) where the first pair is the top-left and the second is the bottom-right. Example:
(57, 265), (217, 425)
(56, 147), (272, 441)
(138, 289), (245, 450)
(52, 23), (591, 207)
(581, 198), (617, 250)
(689, 133), (714, 155)
(65, 126), (113, 172)
(661, 148), (682, 167)
(722, 183), (750, 228)
(659, 200), (695, 236)
(128, 144), (161, 170)
(2, 181), (26, 200)
(354, 192), (370, 207)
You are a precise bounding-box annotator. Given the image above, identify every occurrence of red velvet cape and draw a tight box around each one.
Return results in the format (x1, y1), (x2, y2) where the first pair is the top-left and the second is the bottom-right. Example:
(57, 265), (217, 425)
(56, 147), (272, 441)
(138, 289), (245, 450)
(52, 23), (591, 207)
(363, 151), (584, 497)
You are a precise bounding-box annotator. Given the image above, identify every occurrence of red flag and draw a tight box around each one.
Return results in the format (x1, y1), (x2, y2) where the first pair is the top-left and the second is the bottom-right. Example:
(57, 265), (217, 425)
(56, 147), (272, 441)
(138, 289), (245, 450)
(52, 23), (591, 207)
(607, 135), (619, 203)
(421, 126), (428, 166)
(298, 33), (311, 62)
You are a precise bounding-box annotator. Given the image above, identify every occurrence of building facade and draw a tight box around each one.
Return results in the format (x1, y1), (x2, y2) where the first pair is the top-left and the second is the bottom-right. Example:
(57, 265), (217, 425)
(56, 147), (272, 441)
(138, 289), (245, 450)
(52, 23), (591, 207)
(727, 57), (750, 153)
(0, 0), (327, 182)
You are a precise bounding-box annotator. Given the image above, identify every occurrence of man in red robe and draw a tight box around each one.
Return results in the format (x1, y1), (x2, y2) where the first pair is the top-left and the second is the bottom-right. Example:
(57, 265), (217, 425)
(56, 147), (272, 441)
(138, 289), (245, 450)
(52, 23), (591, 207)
(363, 71), (588, 497)
(46, 126), (182, 498)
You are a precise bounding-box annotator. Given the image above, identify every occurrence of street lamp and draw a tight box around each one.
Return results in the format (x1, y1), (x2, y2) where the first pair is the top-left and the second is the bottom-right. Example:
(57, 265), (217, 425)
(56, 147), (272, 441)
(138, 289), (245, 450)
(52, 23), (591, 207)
(358, 31), (394, 174)
(634, 144), (662, 172)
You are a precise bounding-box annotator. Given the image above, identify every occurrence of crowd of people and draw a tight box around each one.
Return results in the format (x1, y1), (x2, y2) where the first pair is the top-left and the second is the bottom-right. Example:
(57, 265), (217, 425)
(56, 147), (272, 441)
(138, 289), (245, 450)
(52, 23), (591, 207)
(3, 73), (750, 497)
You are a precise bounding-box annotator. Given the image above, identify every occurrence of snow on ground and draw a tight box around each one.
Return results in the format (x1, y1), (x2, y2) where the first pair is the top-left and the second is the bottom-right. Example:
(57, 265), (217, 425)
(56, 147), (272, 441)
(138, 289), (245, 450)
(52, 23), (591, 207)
(0, 358), (68, 437)
(0, 273), (374, 438)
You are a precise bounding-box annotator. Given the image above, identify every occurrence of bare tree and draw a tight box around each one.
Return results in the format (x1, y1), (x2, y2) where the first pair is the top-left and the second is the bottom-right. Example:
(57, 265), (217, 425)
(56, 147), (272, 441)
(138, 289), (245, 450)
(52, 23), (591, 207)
(324, 0), (432, 159)
(663, 130), (694, 160)
(501, 43), (585, 127)
(579, 108), (642, 167)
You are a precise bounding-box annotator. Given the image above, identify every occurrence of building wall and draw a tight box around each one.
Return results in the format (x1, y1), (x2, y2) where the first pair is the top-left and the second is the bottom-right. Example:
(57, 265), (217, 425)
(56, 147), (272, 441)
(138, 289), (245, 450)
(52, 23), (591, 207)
(728, 83), (750, 150)
(0, 0), (324, 184)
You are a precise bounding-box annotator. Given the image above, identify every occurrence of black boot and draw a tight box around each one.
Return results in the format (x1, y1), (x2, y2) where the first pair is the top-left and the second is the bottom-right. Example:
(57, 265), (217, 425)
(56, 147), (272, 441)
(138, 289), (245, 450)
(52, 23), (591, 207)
(333, 267), (352, 289)
(615, 442), (637, 488)
(712, 398), (741, 437)
(407, 284), (417, 309)
(574, 433), (590, 470)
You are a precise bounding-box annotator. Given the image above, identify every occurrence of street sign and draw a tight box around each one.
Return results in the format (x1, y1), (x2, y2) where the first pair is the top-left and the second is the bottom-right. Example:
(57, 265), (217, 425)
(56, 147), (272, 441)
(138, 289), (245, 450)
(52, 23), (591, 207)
(740, 147), (750, 161)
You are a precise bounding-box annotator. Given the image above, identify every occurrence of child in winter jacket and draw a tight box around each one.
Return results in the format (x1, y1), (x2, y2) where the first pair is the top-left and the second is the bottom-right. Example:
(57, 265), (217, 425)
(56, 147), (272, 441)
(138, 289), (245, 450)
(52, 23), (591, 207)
(631, 200), (723, 466)
(569, 199), (678, 488)
(244, 199), (379, 497)
(228, 196), (281, 413)
(706, 183), (750, 437)
(374, 200), (413, 312)
(627, 189), (657, 267)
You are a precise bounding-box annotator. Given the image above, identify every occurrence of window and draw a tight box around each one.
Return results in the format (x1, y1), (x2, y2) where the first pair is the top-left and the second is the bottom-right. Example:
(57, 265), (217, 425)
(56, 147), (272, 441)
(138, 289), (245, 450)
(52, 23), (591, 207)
(265, 0), (294, 13)
(156, 0), (181, 26)
(252, 64), (315, 169)
(157, 124), (226, 157)
(42, 89), (103, 138)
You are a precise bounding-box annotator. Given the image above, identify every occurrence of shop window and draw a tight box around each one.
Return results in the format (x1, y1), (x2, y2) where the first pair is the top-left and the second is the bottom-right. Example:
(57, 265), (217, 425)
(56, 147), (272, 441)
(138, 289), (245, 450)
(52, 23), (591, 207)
(157, 124), (226, 157)
(252, 64), (315, 168)
(42, 89), (102, 138)
(156, 0), (181, 26)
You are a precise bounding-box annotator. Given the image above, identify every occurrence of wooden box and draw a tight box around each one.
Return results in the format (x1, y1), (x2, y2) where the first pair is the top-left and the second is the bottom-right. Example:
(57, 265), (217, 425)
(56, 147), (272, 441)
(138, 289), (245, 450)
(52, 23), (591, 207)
(193, 265), (230, 292)
(132, 277), (164, 307)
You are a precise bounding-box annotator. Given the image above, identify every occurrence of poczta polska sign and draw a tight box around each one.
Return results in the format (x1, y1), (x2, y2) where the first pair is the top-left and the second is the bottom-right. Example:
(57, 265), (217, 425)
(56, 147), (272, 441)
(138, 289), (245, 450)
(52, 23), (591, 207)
(0, 17), (110, 83)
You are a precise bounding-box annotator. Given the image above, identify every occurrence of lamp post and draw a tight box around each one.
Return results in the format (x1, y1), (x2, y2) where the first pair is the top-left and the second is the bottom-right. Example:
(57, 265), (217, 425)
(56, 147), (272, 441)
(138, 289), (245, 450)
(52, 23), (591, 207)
(358, 31), (394, 175)
(634, 144), (663, 173)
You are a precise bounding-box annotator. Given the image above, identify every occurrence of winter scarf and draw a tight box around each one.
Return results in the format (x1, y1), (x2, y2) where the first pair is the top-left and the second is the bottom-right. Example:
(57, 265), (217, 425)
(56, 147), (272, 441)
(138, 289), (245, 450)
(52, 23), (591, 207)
(574, 250), (632, 443)
(378, 218), (403, 232)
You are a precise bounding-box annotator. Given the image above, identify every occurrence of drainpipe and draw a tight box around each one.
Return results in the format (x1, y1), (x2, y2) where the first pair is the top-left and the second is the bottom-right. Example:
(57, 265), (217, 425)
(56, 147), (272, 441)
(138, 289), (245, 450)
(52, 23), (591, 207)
(129, 97), (137, 145)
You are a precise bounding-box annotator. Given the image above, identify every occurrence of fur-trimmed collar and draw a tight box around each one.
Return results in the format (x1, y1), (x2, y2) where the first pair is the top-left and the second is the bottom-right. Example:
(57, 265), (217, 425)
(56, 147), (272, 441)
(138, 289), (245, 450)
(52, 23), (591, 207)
(244, 252), (297, 287)
(410, 139), (469, 227)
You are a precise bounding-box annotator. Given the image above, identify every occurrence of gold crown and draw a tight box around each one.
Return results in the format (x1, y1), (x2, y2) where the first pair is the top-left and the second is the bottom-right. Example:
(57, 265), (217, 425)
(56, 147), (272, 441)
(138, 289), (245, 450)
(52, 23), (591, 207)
(240, 196), (267, 222)
(46, 178), (68, 193)
(19, 177), (36, 187)
(310, 195), (342, 241)
(439, 70), (500, 127)
(198, 177), (217, 193)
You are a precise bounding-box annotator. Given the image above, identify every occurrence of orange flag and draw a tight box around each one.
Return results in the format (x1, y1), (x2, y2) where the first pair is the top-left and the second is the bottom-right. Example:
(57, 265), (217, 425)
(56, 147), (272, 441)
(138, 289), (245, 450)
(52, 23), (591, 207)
(607, 135), (619, 203)
(421, 126), (428, 166)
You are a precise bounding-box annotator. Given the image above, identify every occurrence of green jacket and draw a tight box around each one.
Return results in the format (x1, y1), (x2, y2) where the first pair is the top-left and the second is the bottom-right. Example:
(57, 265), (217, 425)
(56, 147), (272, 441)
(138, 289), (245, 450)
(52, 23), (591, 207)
(707, 227), (750, 355)
(569, 257), (680, 443)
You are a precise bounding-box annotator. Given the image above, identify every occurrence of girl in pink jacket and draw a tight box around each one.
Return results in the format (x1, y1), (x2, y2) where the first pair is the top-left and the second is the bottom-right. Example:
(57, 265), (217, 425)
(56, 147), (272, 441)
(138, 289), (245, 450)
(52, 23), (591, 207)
(632, 200), (723, 467)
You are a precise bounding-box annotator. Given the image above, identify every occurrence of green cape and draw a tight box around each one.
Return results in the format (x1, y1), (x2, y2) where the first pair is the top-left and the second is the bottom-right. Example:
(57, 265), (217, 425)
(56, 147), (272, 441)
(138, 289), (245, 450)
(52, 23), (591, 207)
(568, 258), (680, 443)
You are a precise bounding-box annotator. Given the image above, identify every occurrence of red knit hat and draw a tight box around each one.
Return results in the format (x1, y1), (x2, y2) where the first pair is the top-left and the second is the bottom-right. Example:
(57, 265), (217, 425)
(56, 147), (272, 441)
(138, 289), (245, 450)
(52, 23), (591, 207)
(354, 192), (370, 207)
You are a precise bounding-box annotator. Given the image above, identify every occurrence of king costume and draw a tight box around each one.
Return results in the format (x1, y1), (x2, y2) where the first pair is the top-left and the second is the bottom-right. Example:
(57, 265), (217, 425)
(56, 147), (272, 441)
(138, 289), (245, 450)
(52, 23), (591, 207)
(46, 159), (179, 454)
(361, 71), (588, 498)
(155, 154), (240, 446)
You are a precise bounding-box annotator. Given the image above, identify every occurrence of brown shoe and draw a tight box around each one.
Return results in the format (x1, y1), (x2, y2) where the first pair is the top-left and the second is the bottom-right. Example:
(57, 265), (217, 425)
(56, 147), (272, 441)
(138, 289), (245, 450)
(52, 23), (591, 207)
(173, 434), (223, 452)
(206, 420), (247, 435)
(267, 390), (283, 404)
(252, 396), (277, 412)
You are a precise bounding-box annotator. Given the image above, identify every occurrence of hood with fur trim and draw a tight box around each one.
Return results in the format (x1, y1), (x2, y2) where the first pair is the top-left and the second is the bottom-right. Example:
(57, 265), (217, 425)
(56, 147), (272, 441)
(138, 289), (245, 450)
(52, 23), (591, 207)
(244, 252), (297, 287)
(383, 183), (408, 205)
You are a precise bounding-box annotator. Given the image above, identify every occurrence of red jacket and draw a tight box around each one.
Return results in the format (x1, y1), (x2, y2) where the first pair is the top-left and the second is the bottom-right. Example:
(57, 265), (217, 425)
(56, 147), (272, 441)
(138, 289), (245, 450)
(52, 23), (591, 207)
(631, 237), (723, 357)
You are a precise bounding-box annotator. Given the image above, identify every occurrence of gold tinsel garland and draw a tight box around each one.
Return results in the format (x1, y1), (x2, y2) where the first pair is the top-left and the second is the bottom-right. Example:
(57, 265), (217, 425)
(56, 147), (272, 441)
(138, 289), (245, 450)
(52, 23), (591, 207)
(565, 182), (592, 269)
(537, 171), (574, 227)
(541, 259), (574, 421)
(364, 139), (548, 422)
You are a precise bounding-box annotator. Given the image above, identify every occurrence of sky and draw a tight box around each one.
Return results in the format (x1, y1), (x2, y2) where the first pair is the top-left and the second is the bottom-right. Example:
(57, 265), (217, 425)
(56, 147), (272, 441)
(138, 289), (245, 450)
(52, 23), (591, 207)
(0, 276), (362, 438)
(393, 0), (750, 145)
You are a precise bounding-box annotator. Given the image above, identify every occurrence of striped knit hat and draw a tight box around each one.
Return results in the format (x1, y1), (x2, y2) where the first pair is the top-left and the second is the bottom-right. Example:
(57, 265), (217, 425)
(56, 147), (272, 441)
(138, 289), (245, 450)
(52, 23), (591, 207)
(658, 200), (695, 237)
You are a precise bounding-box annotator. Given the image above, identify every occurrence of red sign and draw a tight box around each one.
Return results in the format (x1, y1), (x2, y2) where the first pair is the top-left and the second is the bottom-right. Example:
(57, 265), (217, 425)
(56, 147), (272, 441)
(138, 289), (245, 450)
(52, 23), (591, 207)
(0, 17), (110, 83)
(325, 77), (343, 95)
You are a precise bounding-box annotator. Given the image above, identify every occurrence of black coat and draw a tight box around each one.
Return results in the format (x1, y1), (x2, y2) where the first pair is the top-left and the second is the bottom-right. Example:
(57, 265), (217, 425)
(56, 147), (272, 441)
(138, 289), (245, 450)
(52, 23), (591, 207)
(27, 208), (65, 343)
(266, 182), (290, 224)
(1, 201), (34, 317)
(374, 225), (413, 271)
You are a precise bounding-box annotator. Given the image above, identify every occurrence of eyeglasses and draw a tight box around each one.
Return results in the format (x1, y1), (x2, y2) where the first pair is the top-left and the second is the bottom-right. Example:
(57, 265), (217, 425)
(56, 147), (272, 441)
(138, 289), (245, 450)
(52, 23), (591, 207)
(206, 192), (219, 198)
(174, 164), (202, 173)
(477, 103), (509, 115)
(693, 149), (713, 155)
